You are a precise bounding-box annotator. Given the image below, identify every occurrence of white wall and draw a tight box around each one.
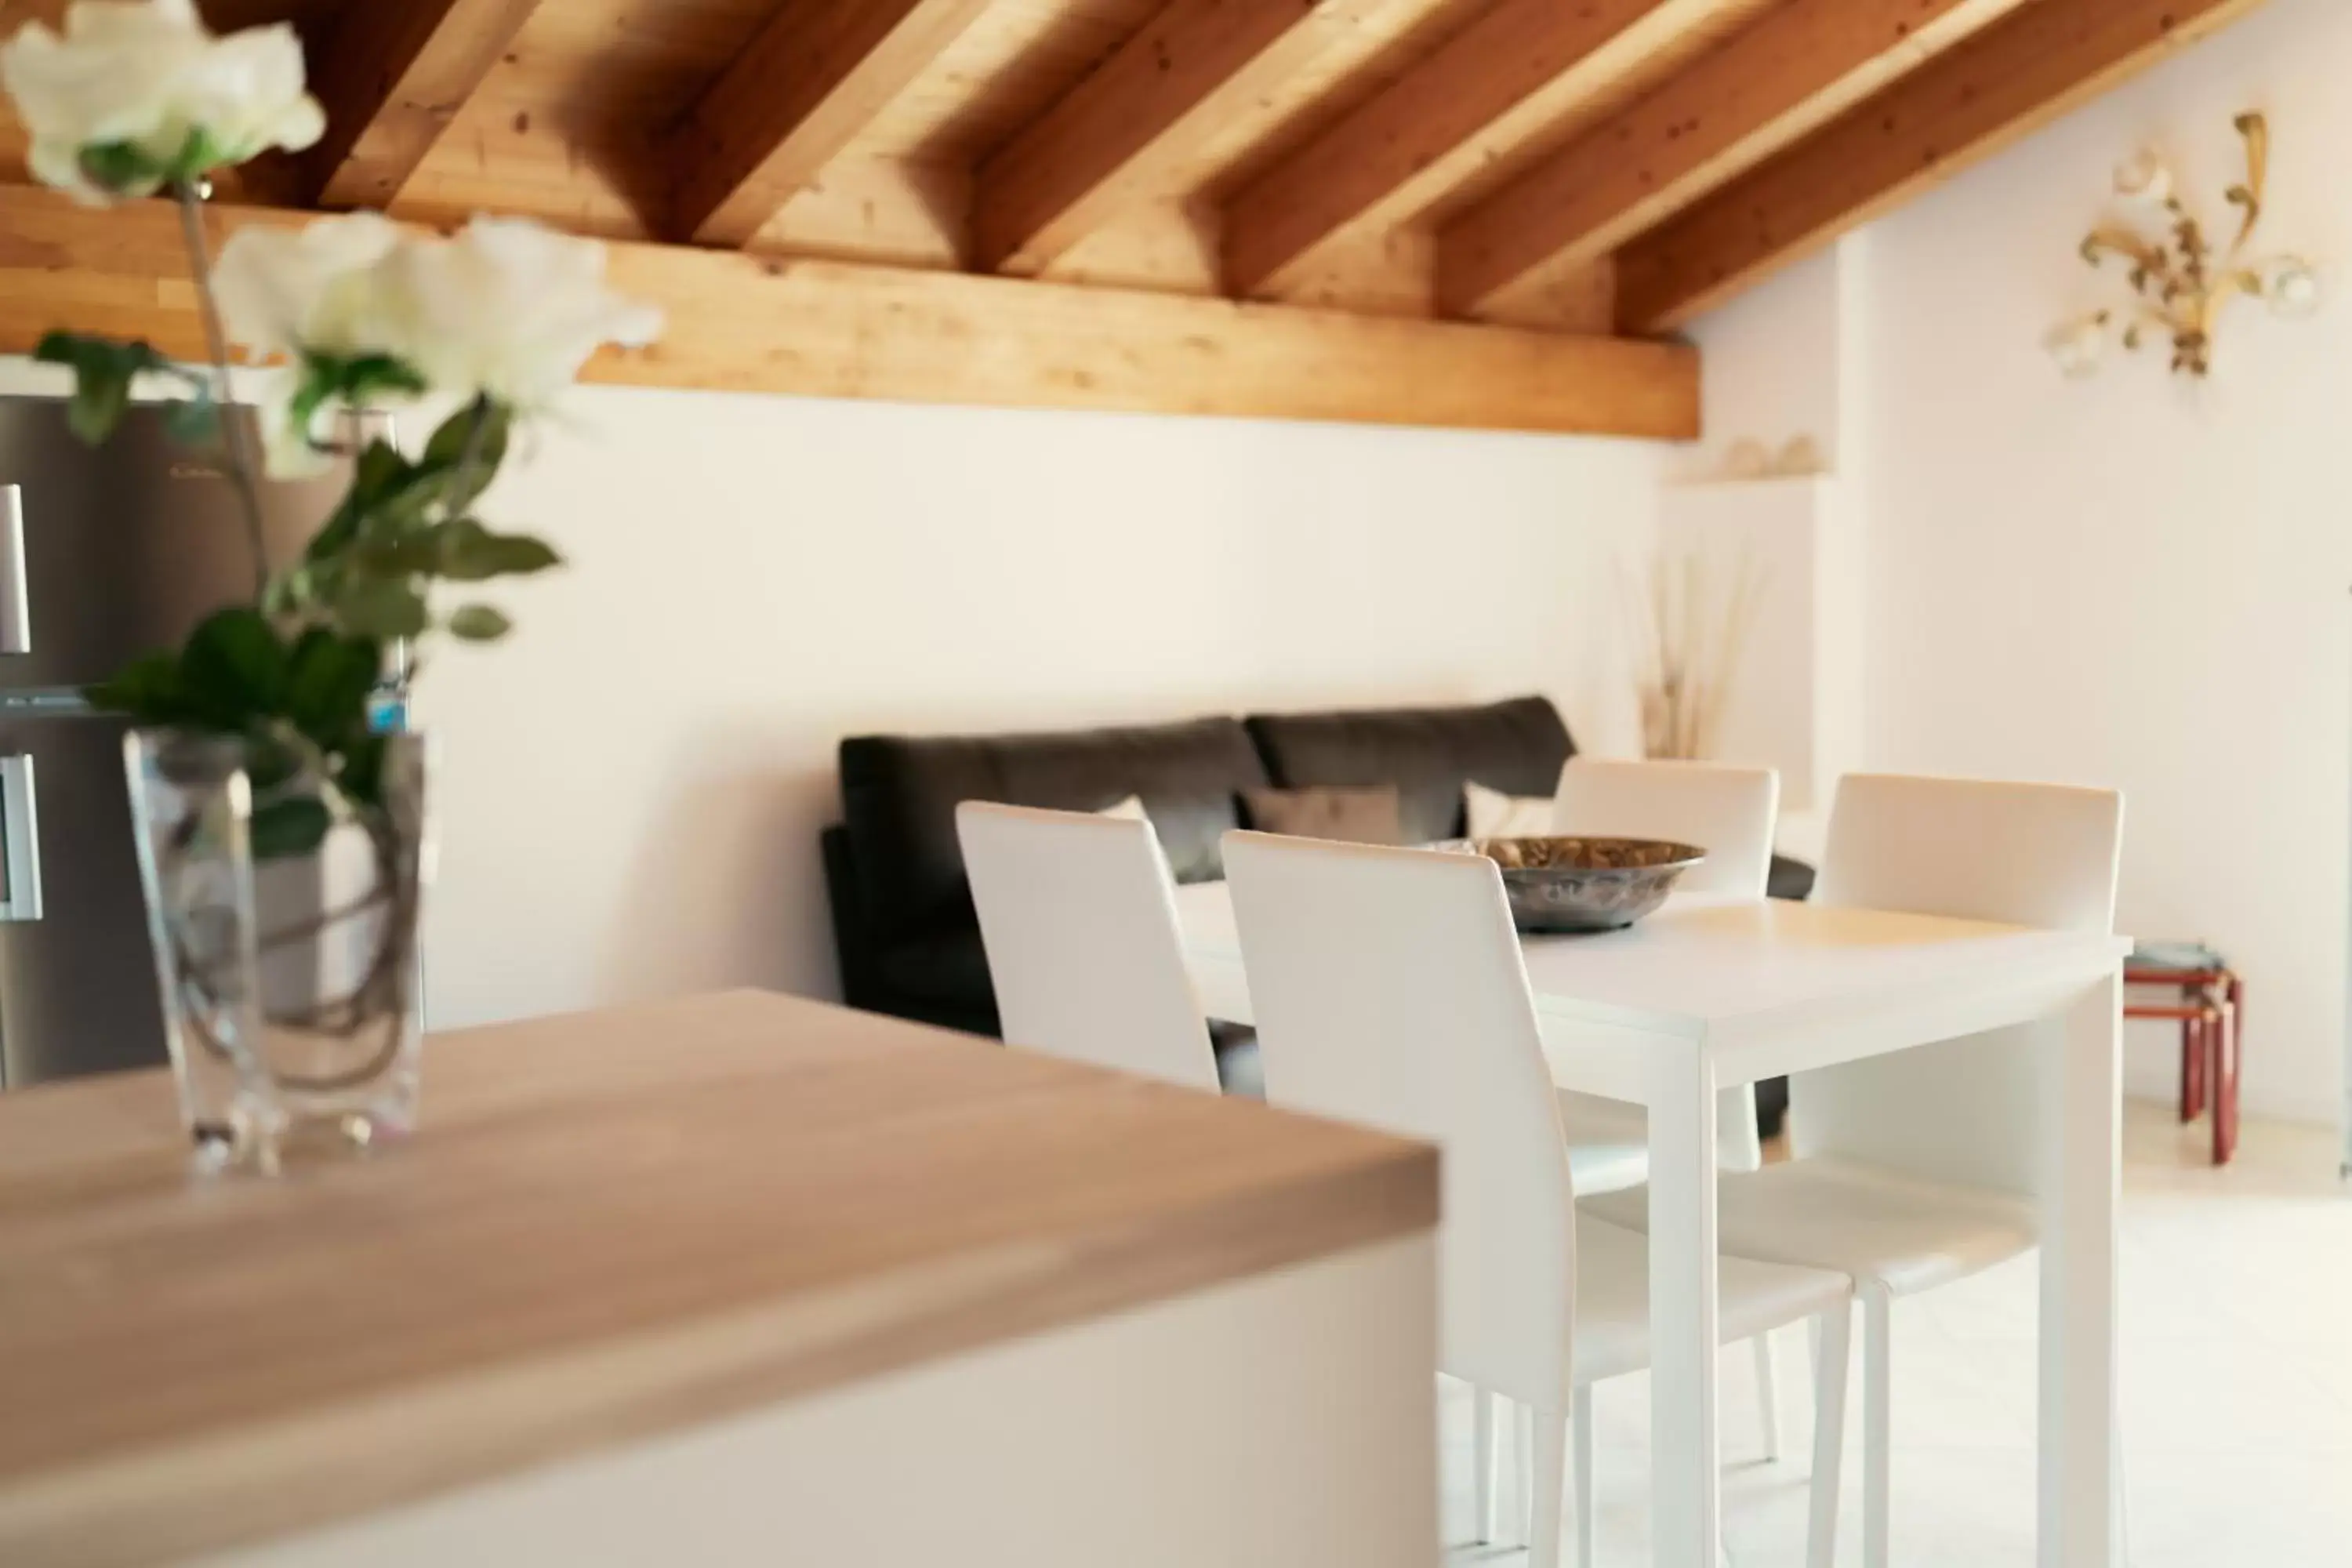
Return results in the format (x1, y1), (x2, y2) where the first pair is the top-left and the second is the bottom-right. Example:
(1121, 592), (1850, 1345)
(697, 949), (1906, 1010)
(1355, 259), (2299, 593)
(408, 392), (1657, 1029)
(1849, 0), (2352, 1121)
(3, 351), (1657, 1033)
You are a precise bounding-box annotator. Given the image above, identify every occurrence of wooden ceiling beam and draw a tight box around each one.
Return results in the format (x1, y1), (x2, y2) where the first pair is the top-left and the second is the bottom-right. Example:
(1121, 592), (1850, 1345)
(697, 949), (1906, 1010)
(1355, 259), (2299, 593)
(663, 0), (995, 249)
(0, 185), (1700, 441)
(1223, 0), (1739, 301)
(295, 0), (546, 211)
(971, 0), (1386, 278)
(1615, 0), (2270, 331)
(1436, 0), (2030, 317)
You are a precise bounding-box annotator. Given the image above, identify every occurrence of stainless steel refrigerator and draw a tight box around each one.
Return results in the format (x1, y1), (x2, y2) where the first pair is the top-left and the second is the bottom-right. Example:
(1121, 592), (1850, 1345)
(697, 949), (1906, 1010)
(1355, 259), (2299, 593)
(0, 394), (349, 1089)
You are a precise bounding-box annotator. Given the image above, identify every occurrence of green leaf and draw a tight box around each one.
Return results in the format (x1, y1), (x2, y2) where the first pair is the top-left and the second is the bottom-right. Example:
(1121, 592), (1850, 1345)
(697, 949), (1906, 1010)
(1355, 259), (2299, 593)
(285, 351), (430, 460)
(307, 439), (413, 562)
(422, 398), (512, 514)
(333, 353), (430, 405)
(447, 604), (513, 641)
(179, 608), (289, 727)
(67, 373), (131, 445)
(336, 579), (430, 640)
(34, 332), (172, 445)
(249, 795), (333, 861)
(84, 651), (193, 724)
(352, 534), (448, 575)
(284, 626), (383, 742)
(437, 519), (561, 582)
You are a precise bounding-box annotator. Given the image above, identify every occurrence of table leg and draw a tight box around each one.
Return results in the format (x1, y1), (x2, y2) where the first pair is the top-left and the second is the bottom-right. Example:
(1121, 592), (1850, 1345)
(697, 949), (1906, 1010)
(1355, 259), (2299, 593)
(1650, 1044), (1722, 1568)
(2180, 989), (2206, 1122)
(2224, 975), (2245, 1165)
(2041, 971), (2122, 1568)
(2212, 997), (2239, 1167)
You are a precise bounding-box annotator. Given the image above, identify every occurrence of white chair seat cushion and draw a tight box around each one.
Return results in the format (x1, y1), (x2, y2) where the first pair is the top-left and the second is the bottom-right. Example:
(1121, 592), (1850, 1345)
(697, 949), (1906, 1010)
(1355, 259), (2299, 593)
(1572, 1218), (1849, 1386)
(1558, 1090), (1649, 1196)
(1579, 1156), (2038, 1300)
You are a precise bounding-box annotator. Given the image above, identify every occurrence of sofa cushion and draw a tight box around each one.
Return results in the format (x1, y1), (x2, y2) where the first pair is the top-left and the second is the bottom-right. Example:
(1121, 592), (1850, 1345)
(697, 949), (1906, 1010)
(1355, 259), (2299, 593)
(1241, 784), (1406, 845)
(1245, 695), (1574, 846)
(873, 927), (997, 1016)
(839, 716), (1269, 941)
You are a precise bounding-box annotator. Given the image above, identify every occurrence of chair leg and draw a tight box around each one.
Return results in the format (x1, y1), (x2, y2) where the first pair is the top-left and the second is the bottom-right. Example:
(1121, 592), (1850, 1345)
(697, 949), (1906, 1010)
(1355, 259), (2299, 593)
(1863, 1289), (1893, 1568)
(1472, 1385), (1497, 1544)
(1517, 1398), (1537, 1548)
(1808, 1302), (1854, 1568)
(1530, 1403), (1568, 1568)
(1752, 1331), (1784, 1461)
(1571, 1386), (1596, 1568)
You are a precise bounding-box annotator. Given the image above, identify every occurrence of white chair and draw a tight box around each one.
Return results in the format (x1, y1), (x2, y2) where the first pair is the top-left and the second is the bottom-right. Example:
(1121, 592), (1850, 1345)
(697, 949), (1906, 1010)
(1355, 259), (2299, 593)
(1223, 830), (1853, 1568)
(1550, 757), (1780, 1183)
(956, 801), (1219, 1093)
(1548, 758), (1788, 1478)
(1584, 773), (2125, 1568)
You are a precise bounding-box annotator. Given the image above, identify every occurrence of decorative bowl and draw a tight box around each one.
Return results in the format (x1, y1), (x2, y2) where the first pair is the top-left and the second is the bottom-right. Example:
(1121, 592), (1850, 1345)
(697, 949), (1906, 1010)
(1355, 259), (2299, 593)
(1441, 836), (1706, 934)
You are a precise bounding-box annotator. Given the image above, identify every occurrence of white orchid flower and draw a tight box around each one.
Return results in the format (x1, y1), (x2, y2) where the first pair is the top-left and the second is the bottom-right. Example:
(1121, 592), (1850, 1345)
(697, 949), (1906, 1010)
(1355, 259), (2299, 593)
(214, 213), (419, 476)
(0, 0), (323, 205)
(214, 212), (409, 361)
(212, 212), (661, 473)
(379, 217), (665, 412)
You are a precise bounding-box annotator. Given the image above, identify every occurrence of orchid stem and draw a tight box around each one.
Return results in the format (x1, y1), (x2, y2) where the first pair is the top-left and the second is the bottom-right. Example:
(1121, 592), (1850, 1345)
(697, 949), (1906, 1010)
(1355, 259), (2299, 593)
(173, 179), (270, 597)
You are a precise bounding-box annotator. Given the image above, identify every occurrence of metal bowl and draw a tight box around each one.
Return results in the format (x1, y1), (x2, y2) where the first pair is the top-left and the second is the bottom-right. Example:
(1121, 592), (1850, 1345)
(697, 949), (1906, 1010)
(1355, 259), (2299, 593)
(1441, 836), (1706, 934)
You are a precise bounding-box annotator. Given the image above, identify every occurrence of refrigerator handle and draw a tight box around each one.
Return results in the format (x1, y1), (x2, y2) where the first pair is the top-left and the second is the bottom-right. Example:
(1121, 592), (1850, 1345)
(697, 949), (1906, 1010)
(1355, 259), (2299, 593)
(0, 753), (41, 923)
(0, 484), (27, 655)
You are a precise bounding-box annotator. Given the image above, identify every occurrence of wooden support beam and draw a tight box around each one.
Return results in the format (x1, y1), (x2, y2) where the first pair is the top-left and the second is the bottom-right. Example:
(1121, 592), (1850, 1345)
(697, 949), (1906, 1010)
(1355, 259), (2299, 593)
(971, 0), (1384, 278)
(295, 0), (546, 210)
(664, 0), (994, 249)
(0, 187), (1700, 441)
(1436, 0), (2028, 317)
(1223, 0), (1740, 301)
(1615, 0), (2270, 331)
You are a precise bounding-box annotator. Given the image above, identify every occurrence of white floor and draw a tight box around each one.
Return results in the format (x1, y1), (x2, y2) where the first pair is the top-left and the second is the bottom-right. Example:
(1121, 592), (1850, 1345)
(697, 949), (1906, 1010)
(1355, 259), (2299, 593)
(1442, 1102), (2352, 1567)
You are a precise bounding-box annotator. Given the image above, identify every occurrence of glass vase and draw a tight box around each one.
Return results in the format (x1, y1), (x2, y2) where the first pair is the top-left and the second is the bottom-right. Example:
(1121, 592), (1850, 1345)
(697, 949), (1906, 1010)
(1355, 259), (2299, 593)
(125, 728), (433, 1173)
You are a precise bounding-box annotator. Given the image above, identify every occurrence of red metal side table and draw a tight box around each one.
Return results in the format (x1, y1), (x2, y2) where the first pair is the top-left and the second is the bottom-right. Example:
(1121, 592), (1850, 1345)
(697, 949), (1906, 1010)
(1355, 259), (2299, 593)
(2125, 950), (2242, 1165)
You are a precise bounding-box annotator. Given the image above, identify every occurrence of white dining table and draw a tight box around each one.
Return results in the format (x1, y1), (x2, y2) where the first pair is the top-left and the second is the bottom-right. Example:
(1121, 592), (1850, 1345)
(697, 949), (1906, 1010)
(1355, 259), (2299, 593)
(1173, 882), (2132, 1568)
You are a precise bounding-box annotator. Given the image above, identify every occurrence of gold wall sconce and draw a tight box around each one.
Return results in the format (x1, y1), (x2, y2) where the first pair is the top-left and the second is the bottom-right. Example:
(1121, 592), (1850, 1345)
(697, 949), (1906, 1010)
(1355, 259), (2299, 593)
(2045, 112), (2319, 379)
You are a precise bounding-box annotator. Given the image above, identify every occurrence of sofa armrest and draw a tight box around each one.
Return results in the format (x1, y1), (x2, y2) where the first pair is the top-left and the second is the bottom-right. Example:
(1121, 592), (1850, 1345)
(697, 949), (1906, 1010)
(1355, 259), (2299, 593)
(1766, 853), (1817, 903)
(822, 824), (885, 1013)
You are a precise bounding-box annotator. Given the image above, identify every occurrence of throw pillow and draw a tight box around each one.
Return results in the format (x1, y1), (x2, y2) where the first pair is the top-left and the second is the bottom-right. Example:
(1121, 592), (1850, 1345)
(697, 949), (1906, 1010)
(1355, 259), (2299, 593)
(1242, 785), (1405, 846)
(1465, 779), (1555, 839)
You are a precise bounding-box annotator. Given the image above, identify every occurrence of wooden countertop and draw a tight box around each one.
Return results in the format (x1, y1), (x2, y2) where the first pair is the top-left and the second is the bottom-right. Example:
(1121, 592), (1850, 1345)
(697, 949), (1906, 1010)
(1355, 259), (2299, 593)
(0, 991), (1435, 1568)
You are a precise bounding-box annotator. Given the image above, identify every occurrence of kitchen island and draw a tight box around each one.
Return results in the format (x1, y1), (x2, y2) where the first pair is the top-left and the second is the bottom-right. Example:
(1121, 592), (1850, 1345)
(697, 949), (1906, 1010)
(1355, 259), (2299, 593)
(0, 990), (1438, 1567)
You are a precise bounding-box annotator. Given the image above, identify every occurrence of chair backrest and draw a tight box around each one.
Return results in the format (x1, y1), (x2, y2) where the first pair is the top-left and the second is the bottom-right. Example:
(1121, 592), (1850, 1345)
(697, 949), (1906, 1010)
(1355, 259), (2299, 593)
(1791, 774), (2125, 1193)
(956, 802), (1219, 1092)
(1552, 758), (1779, 898)
(1552, 757), (1778, 1172)
(1223, 831), (1573, 1415)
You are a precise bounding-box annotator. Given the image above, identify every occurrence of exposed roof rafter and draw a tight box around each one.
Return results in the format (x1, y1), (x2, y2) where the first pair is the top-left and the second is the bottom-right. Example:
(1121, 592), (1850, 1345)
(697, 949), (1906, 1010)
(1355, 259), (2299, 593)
(664, 0), (996, 249)
(1222, 0), (1748, 300)
(971, 0), (1388, 278)
(1435, 0), (2030, 318)
(1614, 0), (2270, 331)
(295, 0), (546, 211)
